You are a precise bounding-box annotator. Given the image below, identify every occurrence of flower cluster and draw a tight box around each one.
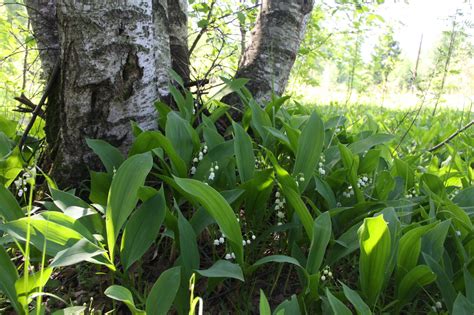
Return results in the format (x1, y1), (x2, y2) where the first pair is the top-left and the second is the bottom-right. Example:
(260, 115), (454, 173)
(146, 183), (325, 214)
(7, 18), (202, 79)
(320, 266), (333, 281)
(274, 190), (287, 226)
(208, 162), (219, 181)
(431, 301), (442, 313)
(342, 185), (354, 198)
(356, 175), (371, 188)
(405, 188), (418, 199)
(190, 144), (208, 175)
(318, 154), (326, 176)
(14, 171), (32, 197)
(242, 234), (256, 246)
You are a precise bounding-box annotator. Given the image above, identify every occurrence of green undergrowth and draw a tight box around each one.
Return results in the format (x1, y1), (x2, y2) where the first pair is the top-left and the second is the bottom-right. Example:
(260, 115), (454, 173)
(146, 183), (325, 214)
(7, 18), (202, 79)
(0, 79), (473, 314)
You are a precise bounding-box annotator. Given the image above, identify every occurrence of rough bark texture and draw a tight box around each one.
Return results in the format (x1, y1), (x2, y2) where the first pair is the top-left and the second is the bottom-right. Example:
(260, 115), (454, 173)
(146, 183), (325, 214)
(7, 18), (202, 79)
(25, 0), (60, 77)
(224, 0), (314, 109)
(167, 0), (190, 83)
(50, 0), (171, 185)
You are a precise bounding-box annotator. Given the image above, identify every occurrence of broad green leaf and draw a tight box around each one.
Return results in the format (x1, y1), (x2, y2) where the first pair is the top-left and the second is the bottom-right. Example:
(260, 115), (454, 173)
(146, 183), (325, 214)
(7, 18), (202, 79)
(293, 111), (324, 192)
(348, 134), (394, 154)
(326, 288), (352, 315)
(106, 153), (153, 259)
(51, 306), (87, 315)
(421, 220), (450, 262)
(453, 294), (474, 315)
(89, 171), (112, 205)
(251, 255), (306, 277)
(177, 210), (200, 279)
(128, 131), (187, 177)
(196, 260), (244, 282)
(121, 191), (166, 271)
(50, 238), (106, 267)
(173, 177), (243, 264)
(86, 139), (124, 174)
(306, 212), (332, 274)
(397, 265), (436, 306)
(15, 268), (53, 310)
(146, 267), (181, 315)
(358, 215), (391, 305)
(0, 246), (21, 313)
(165, 112), (199, 164)
(397, 223), (436, 280)
(281, 186), (314, 240)
(50, 188), (91, 211)
(52, 306), (87, 315)
(259, 289), (271, 315)
(0, 184), (23, 221)
(423, 253), (457, 313)
(342, 283), (372, 315)
(105, 285), (145, 315)
(232, 122), (255, 183)
(274, 295), (301, 315)
(2, 212), (93, 257)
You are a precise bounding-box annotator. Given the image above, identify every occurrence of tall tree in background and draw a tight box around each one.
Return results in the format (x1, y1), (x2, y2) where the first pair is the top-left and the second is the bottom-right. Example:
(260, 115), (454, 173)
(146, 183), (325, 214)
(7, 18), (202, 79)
(24, 0), (313, 185)
(225, 0), (315, 109)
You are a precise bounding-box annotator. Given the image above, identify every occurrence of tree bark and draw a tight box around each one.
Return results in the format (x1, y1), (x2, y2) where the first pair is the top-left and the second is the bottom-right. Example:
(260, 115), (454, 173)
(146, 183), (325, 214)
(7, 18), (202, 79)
(50, 0), (171, 185)
(167, 0), (190, 83)
(224, 0), (314, 110)
(25, 0), (60, 78)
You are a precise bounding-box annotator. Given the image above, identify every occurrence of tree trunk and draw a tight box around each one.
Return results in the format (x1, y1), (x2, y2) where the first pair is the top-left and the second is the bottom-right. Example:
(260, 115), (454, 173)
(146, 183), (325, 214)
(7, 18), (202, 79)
(224, 0), (314, 109)
(50, 0), (171, 185)
(167, 0), (190, 83)
(25, 0), (60, 78)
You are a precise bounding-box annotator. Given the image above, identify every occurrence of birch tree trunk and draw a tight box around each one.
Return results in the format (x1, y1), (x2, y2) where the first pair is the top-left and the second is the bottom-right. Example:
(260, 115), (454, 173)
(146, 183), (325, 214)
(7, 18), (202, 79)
(29, 0), (172, 185)
(167, 0), (190, 83)
(224, 0), (314, 109)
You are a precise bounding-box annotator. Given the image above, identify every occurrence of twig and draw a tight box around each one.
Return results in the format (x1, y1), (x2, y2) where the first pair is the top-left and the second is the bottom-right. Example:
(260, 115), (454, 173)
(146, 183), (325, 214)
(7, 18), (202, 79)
(188, 0), (217, 56)
(428, 120), (474, 152)
(18, 60), (59, 151)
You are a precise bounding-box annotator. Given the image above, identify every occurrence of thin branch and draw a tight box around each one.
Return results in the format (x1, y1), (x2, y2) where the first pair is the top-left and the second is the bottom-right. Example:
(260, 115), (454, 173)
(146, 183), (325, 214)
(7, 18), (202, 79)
(428, 120), (474, 152)
(18, 60), (59, 151)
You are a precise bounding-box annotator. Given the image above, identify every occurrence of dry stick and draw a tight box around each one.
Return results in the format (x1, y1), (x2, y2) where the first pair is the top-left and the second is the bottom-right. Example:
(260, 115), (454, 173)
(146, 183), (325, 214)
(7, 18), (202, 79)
(18, 60), (59, 151)
(428, 120), (474, 152)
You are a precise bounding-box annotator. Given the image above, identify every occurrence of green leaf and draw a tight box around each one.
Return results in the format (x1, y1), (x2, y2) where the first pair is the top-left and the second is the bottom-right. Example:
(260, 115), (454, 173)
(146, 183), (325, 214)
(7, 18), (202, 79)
(121, 191), (166, 271)
(397, 223), (436, 280)
(86, 139), (124, 174)
(326, 288), (352, 315)
(51, 306), (87, 315)
(15, 268), (53, 310)
(105, 285), (145, 315)
(0, 246), (21, 313)
(146, 267), (181, 315)
(106, 153), (153, 260)
(173, 177), (243, 264)
(89, 171), (112, 205)
(423, 253), (457, 313)
(281, 186), (314, 241)
(348, 134), (394, 154)
(232, 122), (255, 183)
(177, 210), (200, 279)
(0, 184), (23, 221)
(196, 260), (244, 282)
(165, 112), (198, 164)
(453, 294), (474, 315)
(358, 215), (391, 305)
(129, 131), (187, 177)
(259, 289), (271, 315)
(251, 255), (306, 276)
(306, 212), (332, 274)
(50, 238), (106, 267)
(397, 265), (436, 306)
(341, 283), (372, 315)
(293, 112), (324, 192)
(2, 212), (94, 257)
